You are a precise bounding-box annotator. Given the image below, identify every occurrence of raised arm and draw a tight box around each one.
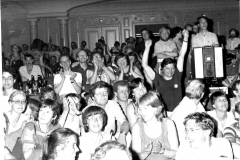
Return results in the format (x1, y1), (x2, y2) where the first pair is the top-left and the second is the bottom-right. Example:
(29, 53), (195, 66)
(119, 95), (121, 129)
(177, 29), (189, 72)
(54, 73), (65, 94)
(142, 40), (156, 80)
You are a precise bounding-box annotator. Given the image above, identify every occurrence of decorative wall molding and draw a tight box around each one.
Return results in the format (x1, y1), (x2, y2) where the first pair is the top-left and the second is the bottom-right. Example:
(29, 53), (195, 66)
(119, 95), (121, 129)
(80, 16), (121, 26)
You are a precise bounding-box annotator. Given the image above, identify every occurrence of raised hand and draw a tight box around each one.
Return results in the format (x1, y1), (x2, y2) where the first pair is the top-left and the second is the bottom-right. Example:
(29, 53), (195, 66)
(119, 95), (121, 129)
(70, 72), (77, 80)
(144, 141), (153, 155)
(182, 29), (189, 40)
(67, 97), (81, 115)
(145, 39), (152, 48)
(60, 71), (66, 80)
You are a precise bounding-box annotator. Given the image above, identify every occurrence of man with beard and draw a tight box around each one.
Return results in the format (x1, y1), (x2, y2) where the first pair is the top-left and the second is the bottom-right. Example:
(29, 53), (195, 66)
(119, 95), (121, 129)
(192, 16), (219, 48)
(72, 50), (94, 92)
(226, 29), (240, 54)
(142, 30), (189, 112)
(82, 81), (129, 144)
(154, 26), (178, 74)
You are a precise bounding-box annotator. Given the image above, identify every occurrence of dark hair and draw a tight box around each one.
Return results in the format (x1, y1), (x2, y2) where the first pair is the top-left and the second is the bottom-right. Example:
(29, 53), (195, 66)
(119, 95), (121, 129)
(82, 106), (108, 132)
(113, 80), (129, 92)
(39, 99), (61, 125)
(114, 41), (120, 47)
(3, 66), (17, 79)
(91, 51), (105, 61)
(114, 53), (130, 67)
(184, 112), (215, 137)
(42, 43), (49, 50)
(25, 98), (40, 121)
(42, 128), (78, 160)
(210, 91), (227, 105)
(39, 86), (57, 101)
(197, 15), (209, 23)
(25, 54), (34, 60)
(170, 26), (183, 39)
(92, 141), (132, 160)
(141, 28), (150, 35)
(161, 58), (176, 68)
(31, 38), (44, 50)
(235, 101), (240, 115)
(139, 91), (165, 121)
(232, 80), (240, 92)
(90, 81), (110, 98)
(129, 78), (143, 91)
(229, 29), (239, 37)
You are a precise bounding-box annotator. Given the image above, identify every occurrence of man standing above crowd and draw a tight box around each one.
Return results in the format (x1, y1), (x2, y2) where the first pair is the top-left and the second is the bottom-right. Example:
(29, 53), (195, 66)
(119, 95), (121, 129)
(192, 16), (219, 48)
(226, 29), (240, 54)
(71, 42), (80, 61)
(142, 29), (189, 112)
(154, 26), (178, 74)
(54, 55), (82, 98)
(72, 50), (94, 92)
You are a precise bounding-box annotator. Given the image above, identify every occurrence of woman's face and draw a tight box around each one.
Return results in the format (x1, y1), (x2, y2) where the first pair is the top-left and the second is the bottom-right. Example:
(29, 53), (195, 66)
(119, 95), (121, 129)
(58, 135), (79, 160)
(132, 83), (147, 100)
(11, 94), (27, 114)
(12, 45), (19, 54)
(213, 96), (228, 112)
(138, 104), (156, 122)
(3, 72), (15, 90)
(117, 57), (127, 68)
(87, 114), (103, 133)
(38, 106), (54, 124)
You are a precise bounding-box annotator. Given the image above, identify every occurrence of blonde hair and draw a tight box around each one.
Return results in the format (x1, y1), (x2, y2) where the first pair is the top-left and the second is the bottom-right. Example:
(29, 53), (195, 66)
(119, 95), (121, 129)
(8, 90), (26, 102)
(185, 79), (205, 99)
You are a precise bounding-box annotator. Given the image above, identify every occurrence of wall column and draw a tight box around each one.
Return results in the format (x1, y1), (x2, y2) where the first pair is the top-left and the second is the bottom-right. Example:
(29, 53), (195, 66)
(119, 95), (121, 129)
(57, 17), (69, 48)
(27, 18), (39, 43)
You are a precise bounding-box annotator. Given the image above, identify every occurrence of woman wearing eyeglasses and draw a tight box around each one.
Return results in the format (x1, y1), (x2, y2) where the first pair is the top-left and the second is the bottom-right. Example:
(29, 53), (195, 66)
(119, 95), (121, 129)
(207, 91), (236, 136)
(79, 106), (111, 160)
(2, 67), (18, 113)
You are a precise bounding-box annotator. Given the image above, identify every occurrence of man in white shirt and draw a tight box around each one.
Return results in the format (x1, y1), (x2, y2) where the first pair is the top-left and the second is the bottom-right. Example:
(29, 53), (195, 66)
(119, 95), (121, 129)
(192, 16), (219, 48)
(19, 54), (43, 82)
(226, 29), (240, 53)
(171, 79), (206, 143)
(176, 112), (233, 160)
(54, 55), (82, 97)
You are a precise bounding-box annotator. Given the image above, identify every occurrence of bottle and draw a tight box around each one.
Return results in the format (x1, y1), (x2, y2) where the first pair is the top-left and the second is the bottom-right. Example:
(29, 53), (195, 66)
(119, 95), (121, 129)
(31, 75), (35, 87)
(37, 75), (42, 88)
(32, 81), (38, 95)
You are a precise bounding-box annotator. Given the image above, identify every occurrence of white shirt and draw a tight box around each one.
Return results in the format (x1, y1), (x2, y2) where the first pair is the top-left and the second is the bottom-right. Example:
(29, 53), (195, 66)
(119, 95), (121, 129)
(176, 137), (233, 160)
(171, 96), (206, 143)
(54, 72), (82, 96)
(19, 65), (43, 82)
(226, 37), (240, 50)
(192, 31), (219, 48)
(207, 110), (236, 133)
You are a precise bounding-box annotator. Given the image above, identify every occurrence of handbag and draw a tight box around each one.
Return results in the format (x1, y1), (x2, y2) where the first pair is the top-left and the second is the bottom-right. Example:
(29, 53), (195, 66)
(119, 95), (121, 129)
(11, 122), (41, 160)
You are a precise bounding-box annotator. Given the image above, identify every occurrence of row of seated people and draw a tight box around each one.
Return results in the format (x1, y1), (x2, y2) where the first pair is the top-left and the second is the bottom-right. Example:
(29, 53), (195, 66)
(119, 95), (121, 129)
(2, 15), (240, 160)
(2, 68), (240, 160)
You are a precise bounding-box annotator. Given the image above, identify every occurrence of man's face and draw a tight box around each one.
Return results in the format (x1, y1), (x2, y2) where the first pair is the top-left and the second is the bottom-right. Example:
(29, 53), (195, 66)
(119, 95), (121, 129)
(199, 18), (208, 31)
(162, 63), (175, 78)
(71, 42), (77, 50)
(185, 119), (208, 148)
(26, 57), (34, 66)
(160, 28), (170, 41)
(51, 45), (56, 52)
(3, 72), (15, 90)
(22, 45), (28, 51)
(141, 30), (150, 40)
(50, 57), (57, 64)
(116, 86), (129, 102)
(60, 56), (71, 70)
(230, 30), (236, 38)
(186, 26), (193, 32)
(93, 88), (109, 107)
(77, 51), (88, 63)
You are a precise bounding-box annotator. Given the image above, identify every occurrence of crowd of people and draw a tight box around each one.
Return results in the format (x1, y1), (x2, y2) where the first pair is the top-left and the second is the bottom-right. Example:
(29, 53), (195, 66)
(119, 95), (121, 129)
(2, 15), (240, 160)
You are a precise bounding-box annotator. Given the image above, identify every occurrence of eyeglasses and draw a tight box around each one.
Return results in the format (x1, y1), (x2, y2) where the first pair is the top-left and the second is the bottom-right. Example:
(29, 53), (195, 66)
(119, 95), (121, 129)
(95, 92), (108, 97)
(60, 60), (70, 64)
(11, 100), (27, 104)
(216, 98), (227, 103)
(88, 115), (103, 122)
(3, 77), (14, 82)
(117, 90), (129, 95)
(185, 128), (201, 134)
